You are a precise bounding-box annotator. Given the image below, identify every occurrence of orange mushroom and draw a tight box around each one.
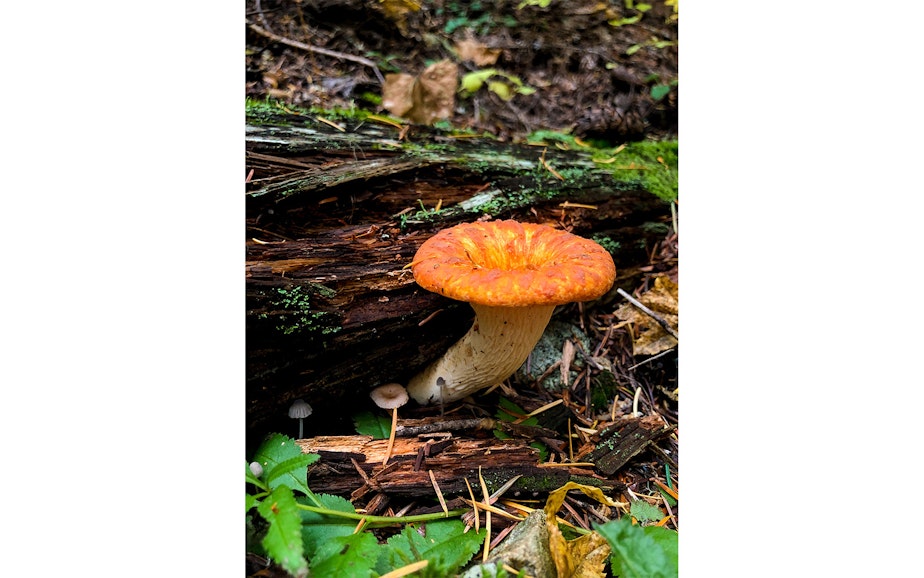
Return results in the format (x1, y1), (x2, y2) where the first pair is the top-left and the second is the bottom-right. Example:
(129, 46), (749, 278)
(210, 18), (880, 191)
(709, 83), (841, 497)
(407, 219), (616, 405)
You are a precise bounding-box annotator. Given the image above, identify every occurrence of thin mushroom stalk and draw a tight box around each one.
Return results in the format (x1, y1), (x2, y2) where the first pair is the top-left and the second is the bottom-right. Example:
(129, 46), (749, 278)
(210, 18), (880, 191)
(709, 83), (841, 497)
(407, 304), (555, 405)
(405, 220), (616, 406)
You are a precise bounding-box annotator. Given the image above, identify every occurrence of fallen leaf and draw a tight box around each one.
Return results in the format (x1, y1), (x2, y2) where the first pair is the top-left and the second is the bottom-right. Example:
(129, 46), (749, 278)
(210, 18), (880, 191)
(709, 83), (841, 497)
(382, 73), (416, 117)
(455, 38), (502, 66)
(614, 276), (678, 357)
(382, 60), (458, 125)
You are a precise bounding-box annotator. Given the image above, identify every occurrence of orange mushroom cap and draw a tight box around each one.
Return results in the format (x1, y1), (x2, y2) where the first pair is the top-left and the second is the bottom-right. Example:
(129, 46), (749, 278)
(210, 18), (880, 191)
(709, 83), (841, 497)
(411, 220), (616, 307)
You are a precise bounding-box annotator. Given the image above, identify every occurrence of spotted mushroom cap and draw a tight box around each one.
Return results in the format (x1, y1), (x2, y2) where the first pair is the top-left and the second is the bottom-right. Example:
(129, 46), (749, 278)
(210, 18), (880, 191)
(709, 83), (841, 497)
(411, 220), (616, 307)
(288, 399), (313, 419)
(369, 383), (410, 409)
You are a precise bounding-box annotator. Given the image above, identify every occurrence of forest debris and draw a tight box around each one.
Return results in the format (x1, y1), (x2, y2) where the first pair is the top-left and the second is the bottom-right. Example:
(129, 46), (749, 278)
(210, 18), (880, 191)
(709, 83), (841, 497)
(584, 415), (675, 476)
(455, 38), (502, 66)
(296, 435), (572, 497)
(614, 276), (679, 356)
(382, 59), (459, 124)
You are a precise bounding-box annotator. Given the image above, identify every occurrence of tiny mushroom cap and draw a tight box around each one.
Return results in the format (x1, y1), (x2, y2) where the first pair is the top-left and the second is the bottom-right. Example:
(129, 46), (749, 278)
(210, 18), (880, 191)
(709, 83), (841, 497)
(407, 219), (615, 405)
(369, 383), (410, 410)
(288, 399), (313, 419)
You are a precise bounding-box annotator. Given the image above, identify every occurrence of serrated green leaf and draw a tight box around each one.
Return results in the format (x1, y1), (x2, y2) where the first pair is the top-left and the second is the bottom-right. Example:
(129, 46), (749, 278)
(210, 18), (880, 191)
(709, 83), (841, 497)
(299, 493), (360, 558)
(594, 518), (678, 578)
(258, 485), (309, 578)
(246, 493), (259, 513)
(379, 520), (484, 576)
(650, 84), (670, 101)
(253, 434), (319, 496)
(353, 410), (393, 439)
(629, 500), (664, 522)
(265, 454), (317, 496)
(310, 532), (380, 578)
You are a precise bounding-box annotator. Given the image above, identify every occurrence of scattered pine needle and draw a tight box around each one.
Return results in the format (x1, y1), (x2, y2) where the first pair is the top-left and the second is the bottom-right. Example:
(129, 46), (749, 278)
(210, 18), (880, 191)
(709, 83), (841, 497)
(379, 560), (428, 578)
(429, 469), (449, 516)
(514, 398), (563, 424)
(558, 201), (599, 210)
(367, 114), (405, 130)
(539, 148), (565, 180)
(464, 477), (480, 533)
(417, 309), (443, 327)
(315, 116), (346, 132)
(478, 467), (492, 562)
(537, 462), (596, 468)
(653, 479), (679, 501)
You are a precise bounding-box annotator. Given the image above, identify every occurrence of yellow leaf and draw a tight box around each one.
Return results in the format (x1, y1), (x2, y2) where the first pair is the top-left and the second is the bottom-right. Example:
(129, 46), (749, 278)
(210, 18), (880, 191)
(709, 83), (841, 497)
(544, 481), (622, 519)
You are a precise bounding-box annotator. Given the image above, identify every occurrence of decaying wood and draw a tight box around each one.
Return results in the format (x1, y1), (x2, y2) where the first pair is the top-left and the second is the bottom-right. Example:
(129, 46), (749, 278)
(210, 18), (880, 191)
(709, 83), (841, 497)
(296, 430), (618, 499)
(245, 109), (673, 442)
(583, 415), (676, 476)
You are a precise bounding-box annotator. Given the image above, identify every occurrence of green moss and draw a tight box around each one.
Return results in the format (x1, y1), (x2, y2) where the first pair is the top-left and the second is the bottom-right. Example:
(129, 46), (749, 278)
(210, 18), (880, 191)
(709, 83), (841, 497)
(259, 285), (341, 337)
(591, 234), (621, 255)
(607, 140), (678, 202)
(516, 321), (591, 392)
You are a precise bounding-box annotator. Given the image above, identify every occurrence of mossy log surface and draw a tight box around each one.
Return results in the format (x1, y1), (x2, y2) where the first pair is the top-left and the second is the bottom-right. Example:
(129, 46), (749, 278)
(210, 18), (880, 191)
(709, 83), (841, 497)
(246, 108), (673, 443)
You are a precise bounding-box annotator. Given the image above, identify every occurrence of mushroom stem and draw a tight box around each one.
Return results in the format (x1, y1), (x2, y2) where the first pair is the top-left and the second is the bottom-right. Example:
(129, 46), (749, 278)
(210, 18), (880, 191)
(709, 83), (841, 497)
(383, 407), (398, 466)
(407, 304), (556, 405)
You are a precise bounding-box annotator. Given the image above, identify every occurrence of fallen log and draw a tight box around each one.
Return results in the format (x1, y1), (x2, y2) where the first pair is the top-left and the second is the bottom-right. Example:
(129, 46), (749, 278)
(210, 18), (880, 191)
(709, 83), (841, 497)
(245, 105), (675, 444)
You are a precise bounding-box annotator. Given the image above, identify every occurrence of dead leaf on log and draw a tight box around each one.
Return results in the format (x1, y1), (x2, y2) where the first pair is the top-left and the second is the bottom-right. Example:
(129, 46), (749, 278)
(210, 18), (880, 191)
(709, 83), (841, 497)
(382, 59), (458, 124)
(614, 275), (678, 356)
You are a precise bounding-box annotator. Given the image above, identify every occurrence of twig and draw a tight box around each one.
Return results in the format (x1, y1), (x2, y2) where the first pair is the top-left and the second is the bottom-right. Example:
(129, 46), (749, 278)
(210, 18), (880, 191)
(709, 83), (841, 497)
(616, 288), (679, 340)
(247, 21), (385, 84)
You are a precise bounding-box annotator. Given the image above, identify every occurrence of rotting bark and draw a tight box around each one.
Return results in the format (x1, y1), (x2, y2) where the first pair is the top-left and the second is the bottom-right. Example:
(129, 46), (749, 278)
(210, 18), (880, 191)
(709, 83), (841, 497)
(246, 107), (674, 444)
(583, 414), (676, 476)
(295, 432), (619, 498)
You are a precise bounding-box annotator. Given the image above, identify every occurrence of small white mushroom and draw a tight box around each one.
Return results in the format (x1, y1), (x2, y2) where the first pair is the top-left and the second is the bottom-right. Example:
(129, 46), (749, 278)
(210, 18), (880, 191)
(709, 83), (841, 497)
(288, 399), (313, 439)
(369, 383), (409, 466)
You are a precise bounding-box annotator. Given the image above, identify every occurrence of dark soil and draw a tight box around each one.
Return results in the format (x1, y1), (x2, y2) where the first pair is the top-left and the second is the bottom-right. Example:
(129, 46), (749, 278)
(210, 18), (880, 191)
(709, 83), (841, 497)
(245, 0), (678, 143)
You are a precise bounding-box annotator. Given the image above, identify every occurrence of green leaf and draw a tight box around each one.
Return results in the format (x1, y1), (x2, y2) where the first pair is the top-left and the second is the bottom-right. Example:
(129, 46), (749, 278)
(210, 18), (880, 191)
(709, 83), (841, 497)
(650, 84), (671, 101)
(254, 435), (315, 495)
(636, 3), (652, 11)
(495, 398), (538, 426)
(258, 485), (309, 578)
(245, 493), (259, 513)
(310, 532), (380, 578)
(629, 500), (664, 522)
(595, 518), (678, 578)
(378, 519), (484, 576)
(488, 80), (512, 100)
(353, 410), (392, 439)
(299, 493), (361, 559)
(461, 69), (496, 94)
(264, 453), (316, 489)
(516, 85), (536, 96)
(609, 14), (642, 27)
(626, 44), (642, 55)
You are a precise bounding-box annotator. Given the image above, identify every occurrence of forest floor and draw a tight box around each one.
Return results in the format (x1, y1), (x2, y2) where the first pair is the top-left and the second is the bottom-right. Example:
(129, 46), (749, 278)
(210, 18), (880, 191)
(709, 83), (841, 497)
(245, 2), (679, 575)
(245, 0), (678, 144)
